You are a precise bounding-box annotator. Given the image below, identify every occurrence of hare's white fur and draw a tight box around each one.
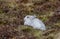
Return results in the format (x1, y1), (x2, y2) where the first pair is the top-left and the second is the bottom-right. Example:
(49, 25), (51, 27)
(24, 15), (46, 31)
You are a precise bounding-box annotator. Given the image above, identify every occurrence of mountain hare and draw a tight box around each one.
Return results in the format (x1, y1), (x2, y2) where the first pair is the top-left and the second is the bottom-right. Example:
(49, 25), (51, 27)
(24, 15), (46, 31)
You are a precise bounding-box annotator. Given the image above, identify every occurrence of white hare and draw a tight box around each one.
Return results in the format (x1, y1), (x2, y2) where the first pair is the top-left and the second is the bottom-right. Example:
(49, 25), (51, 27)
(24, 15), (46, 31)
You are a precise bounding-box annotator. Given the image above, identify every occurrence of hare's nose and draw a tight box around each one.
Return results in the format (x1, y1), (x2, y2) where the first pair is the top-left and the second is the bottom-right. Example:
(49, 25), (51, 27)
(24, 19), (26, 21)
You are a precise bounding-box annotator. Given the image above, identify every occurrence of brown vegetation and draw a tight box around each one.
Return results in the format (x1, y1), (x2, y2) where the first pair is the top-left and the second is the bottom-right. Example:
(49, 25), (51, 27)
(0, 0), (60, 39)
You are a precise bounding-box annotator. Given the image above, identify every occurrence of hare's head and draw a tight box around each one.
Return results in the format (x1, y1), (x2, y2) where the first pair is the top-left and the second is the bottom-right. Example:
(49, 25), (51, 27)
(24, 15), (36, 21)
(24, 15), (36, 25)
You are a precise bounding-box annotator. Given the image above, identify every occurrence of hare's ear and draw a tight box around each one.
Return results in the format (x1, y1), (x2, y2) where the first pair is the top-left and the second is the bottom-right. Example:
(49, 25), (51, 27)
(33, 15), (36, 18)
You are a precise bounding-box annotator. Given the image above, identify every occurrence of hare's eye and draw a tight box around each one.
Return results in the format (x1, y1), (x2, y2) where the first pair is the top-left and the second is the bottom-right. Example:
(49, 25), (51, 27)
(27, 17), (29, 18)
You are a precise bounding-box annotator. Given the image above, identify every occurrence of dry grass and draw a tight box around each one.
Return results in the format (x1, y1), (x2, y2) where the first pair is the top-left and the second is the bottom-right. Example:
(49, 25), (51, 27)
(0, 0), (60, 39)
